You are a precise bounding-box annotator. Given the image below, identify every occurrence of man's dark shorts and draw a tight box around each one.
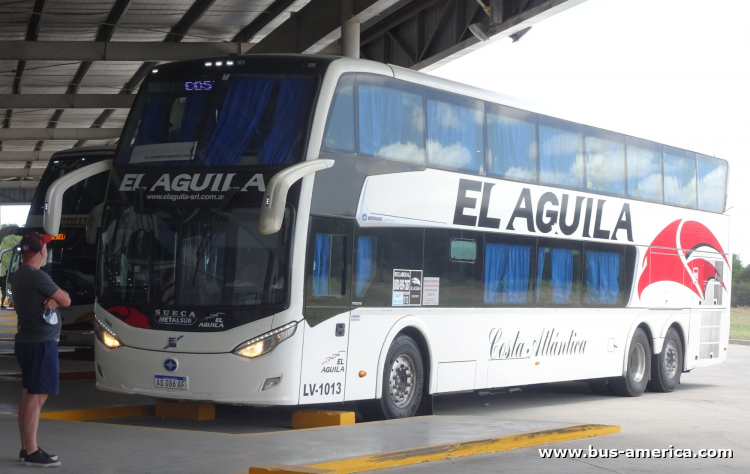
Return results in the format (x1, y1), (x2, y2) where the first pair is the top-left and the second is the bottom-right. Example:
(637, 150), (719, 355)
(15, 340), (59, 395)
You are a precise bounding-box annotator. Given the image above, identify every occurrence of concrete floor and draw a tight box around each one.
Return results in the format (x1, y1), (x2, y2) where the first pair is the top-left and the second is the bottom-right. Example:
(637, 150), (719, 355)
(0, 307), (747, 473)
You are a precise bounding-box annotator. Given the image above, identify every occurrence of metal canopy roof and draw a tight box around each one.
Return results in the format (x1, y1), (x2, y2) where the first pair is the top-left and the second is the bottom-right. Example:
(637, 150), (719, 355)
(0, 0), (584, 195)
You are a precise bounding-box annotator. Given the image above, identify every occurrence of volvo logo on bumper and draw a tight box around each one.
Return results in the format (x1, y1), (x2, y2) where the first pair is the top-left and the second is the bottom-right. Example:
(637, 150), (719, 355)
(164, 359), (178, 372)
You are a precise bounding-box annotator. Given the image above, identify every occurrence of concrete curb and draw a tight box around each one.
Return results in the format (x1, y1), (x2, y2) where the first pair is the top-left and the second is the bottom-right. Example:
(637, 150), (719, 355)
(729, 339), (750, 346)
(247, 423), (620, 474)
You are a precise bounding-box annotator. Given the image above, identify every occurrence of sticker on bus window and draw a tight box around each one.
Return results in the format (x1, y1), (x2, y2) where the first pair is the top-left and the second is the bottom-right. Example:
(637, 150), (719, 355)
(423, 277), (439, 306)
(392, 269), (422, 306)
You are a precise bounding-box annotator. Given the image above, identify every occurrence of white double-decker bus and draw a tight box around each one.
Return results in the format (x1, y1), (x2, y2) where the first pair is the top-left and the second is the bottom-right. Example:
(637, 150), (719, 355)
(45, 55), (730, 419)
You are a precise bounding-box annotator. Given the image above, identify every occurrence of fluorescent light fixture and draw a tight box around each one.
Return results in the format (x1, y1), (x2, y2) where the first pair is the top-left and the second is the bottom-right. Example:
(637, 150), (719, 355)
(226, 60), (234, 66)
(215, 61), (223, 66)
(205, 61), (212, 66)
(151, 68), (158, 73)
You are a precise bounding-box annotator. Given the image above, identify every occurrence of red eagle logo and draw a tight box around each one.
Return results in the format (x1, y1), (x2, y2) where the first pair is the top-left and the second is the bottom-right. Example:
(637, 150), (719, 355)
(638, 220), (728, 299)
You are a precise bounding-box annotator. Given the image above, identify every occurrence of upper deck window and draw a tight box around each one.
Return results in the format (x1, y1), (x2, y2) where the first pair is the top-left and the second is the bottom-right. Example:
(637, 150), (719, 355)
(539, 117), (584, 189)
(118, 74), (315, 167)
(426, 93), (484, 173)
(358, 77), (425, 164)
(320, 73), (727, 213)
(697, 154), (727, 213)
(585, 128), (625, 196)
(626, 137), (663, 202)
(486, 104), (537, 181)
(664, 146), (697, 208)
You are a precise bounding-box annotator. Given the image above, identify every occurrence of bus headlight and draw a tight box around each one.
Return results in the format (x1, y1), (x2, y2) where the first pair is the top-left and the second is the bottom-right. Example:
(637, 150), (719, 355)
(233, 322), (297, 359)
(94, 316), (122, 349)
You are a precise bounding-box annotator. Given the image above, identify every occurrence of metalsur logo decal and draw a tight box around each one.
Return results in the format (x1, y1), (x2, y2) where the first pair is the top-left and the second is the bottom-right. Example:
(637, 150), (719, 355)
(638, 220), (728, 299)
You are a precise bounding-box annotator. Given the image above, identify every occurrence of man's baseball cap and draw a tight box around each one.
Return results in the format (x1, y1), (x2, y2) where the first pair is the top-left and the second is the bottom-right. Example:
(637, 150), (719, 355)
(20, 232), (53, 257)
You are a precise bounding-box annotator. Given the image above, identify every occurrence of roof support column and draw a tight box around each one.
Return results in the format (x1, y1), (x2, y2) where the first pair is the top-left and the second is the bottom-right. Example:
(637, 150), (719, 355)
(341, 1), (360, 58)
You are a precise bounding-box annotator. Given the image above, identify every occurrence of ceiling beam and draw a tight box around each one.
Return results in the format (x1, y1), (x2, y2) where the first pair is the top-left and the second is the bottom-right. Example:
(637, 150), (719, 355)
(78, 0), (218, 148)
(37, 0), (134, 151)
(232, 0), (297, 43)
(0, 180), (39, 189)
(0, 151), (55, 162)
(0, 95), (135, 109)
(0, 41), (253, 62)
(361, 0), (446, 46)
(2, 0), (47, 150)
(0, 129), (122, 141)
(251, 0), (400, 54)
(413, 0), (588, 71)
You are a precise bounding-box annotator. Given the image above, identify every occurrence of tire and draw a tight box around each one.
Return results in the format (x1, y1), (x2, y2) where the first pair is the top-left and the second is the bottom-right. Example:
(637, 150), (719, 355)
(610, 328), (651, 397)
(588, 378), (613, 396)
(647, 327), (683, 393)
(358, 335), (425, 421)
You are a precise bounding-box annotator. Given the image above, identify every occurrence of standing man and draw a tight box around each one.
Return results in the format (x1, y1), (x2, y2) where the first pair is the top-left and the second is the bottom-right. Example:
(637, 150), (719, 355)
(12, 232), (70, 467)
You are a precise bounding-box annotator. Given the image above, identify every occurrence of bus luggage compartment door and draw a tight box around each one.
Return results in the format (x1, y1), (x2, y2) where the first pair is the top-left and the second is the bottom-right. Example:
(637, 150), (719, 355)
(298, 217), (353, 404)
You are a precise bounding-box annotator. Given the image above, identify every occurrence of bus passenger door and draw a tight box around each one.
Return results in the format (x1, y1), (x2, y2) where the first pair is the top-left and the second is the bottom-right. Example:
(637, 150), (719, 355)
(299, 217), (352, 404)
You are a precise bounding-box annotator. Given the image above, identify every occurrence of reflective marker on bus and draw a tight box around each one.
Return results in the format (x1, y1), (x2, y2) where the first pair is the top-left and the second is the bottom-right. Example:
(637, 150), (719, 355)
(45, 55), (730, 419)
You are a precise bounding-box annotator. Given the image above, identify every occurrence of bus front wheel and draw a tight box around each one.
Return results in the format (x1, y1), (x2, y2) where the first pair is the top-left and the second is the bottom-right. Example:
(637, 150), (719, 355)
(610, 328), (651, 397)
(358, 335), (425, 420)
(646, 327), (683, 393)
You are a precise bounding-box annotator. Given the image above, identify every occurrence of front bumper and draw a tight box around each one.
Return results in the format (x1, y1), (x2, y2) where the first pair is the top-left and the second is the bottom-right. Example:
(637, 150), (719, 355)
(94, 326), (304, 405)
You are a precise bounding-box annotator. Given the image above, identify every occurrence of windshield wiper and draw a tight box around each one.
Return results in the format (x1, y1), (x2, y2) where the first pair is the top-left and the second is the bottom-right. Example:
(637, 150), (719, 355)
(192, 188), (239, 285)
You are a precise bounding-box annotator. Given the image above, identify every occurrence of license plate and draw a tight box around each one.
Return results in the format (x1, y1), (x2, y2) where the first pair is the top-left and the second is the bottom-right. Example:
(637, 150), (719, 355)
(154, 375), (187, 390)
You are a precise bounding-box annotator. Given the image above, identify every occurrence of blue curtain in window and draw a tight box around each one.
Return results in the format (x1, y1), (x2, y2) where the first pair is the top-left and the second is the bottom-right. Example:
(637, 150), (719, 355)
(585, 251), (620, 304)
(176, 93), (210, 143)
(487, 114), (536, 181)
(427, 100), (482, 173)
(313, 234), (331, 296)
(358, 85), (404, 157)
(198, 77), (275, 166)
(539, 124), (583, 188)
(551, 248), (573, 304)
(355, 236), (375, 297)
(259, 78), (314, 165)
(484, 243), (529, 304)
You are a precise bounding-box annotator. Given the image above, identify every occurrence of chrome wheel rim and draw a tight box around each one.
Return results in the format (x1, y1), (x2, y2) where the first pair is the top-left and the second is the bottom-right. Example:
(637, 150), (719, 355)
(389, 354), (415, 408)
(630, 342), (646, 383)
(664, 340), (678, 379)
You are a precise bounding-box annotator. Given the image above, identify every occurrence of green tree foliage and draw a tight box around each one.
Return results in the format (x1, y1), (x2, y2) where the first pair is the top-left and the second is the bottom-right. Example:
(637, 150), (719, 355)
(0, 224), (21, 276)
(731, 254), (750, 307)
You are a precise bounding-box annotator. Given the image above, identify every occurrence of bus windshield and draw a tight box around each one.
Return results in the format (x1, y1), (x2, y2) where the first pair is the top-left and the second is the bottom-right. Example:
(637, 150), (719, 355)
(29, 154), (111, 217)
(98, 205), (290, 308)
(118, 74), (316, 167)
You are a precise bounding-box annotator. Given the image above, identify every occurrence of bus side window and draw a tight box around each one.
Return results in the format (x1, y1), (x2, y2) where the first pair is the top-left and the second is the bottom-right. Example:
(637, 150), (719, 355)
(536, 239), (582, 306)
(484, 234), (535, 306)
(305, 217), (353, 327)
(582, 242), (636, 307)
(423, 229), (483, 307)
(353, 226), (423, 307)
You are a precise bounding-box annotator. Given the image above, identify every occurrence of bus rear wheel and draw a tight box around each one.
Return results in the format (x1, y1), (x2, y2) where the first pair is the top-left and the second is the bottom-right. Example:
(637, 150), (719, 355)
(610, 328), (651, 397)
(358, 335), (424, 421)
(647, 327), (683, 392)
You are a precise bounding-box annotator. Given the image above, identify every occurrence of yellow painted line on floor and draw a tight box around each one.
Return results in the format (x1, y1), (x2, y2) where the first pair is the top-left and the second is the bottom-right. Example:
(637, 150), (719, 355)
(247, 424), (620, 474)
(40, 405), (155, 422)
(0, 322), (17, 325)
